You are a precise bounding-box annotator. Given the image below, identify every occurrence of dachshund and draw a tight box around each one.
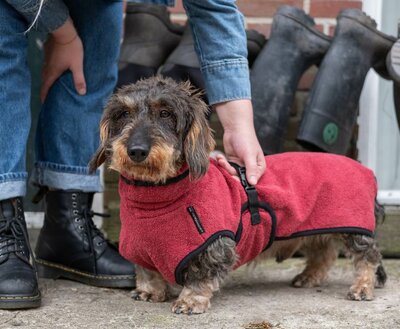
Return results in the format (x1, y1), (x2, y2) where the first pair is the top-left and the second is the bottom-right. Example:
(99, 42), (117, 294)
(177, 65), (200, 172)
(90, 76), (386, 315)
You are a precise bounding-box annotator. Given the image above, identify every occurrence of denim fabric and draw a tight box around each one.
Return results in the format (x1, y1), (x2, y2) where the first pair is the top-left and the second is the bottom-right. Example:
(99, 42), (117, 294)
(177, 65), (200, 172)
(183, 0), (250, 105)
(129, 0), (175, 6)
(0, 0), (123, 199)
(6, 0), (70, 33)
(130, 0), (251, 105)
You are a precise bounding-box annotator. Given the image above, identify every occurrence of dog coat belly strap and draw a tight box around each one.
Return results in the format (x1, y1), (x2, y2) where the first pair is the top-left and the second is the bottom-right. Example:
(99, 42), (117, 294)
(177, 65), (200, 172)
(230, 163), (261, 225)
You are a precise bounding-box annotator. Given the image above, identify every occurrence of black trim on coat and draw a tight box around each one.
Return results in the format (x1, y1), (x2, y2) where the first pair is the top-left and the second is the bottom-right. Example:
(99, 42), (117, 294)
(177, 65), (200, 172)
(174, 230), (235, 285)
(274, 227), (375, 240)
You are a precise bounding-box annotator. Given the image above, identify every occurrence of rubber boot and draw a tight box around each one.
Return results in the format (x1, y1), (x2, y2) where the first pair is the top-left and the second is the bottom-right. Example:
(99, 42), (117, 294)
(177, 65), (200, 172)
(297, 9), (396, 154)
(159, 26), (206, 96)
(0, 198), (41, 309)
(247, 29), (268, 67)
(117, 3), (184, 88)
(35, 190), (136, 288)
(160, 26), (266, 101)
(251, 6), (332, 154)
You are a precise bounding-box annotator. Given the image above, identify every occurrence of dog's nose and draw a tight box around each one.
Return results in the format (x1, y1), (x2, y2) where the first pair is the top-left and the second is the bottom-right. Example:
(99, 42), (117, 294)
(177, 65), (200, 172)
(128, 145), (150, 163)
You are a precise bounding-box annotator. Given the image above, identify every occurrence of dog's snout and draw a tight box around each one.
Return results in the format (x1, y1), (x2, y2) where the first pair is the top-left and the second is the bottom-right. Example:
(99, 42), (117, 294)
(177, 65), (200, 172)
(128, 144), (150, 163)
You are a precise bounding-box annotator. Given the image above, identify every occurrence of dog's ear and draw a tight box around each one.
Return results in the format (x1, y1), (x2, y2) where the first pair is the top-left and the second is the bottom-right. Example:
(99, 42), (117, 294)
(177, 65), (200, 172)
(89, 115), (111, 174)
(183, 94), (215, 180)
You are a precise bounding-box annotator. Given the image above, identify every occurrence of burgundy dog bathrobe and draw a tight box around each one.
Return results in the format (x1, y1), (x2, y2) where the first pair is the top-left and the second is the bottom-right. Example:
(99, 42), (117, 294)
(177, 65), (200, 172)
(118, 152), (377, 284)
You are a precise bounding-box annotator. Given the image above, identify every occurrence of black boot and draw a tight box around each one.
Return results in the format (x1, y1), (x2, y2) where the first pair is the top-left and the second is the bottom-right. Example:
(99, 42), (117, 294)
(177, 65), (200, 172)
(297, 9), (396, 154)
(251, 6), (332, 154)
(160, 26), (266, 101)
(159, 26), (207, 96)
(117, 3), (184, 88)
(35, 190), (136, 288)
(0, 198), (41, 309)
(247, 29), (268, 68)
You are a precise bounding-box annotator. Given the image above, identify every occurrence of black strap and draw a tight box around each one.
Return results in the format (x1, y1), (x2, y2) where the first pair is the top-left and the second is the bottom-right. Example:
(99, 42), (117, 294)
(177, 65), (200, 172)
(230, 162), (261, 225)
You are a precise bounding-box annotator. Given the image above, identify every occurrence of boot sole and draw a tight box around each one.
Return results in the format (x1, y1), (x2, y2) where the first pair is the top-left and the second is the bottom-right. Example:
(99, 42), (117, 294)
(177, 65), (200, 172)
(0, 293), (41, 310)
(36, 258), (136, 289)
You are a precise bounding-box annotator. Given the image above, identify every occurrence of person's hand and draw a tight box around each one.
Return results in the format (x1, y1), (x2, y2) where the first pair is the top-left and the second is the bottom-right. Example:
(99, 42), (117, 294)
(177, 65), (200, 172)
(214, 99), (266, 185)
(40, 17), (86, 103)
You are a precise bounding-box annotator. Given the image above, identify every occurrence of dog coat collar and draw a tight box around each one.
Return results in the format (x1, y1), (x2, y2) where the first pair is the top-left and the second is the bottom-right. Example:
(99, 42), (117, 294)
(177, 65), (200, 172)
(118, 153), (377, 285)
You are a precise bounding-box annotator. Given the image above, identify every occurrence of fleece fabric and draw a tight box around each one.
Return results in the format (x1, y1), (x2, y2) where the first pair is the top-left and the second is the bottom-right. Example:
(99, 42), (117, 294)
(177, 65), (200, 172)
(118, 152), (377, 284)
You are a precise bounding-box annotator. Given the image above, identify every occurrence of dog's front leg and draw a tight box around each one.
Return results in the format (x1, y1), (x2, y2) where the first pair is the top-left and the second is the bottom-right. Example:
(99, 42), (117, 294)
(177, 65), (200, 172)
(132, 265), (169, 302)
(172, 237), (237, 315)
(172, 279), (218, 315)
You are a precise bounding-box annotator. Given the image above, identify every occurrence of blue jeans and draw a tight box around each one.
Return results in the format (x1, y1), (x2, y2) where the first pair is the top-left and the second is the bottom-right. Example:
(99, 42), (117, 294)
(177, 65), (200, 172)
(0, 0), (123, 200)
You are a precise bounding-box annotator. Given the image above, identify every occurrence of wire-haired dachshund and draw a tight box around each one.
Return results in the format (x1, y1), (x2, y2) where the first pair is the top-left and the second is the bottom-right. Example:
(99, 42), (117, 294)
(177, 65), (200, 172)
(90, 76), (386, 314)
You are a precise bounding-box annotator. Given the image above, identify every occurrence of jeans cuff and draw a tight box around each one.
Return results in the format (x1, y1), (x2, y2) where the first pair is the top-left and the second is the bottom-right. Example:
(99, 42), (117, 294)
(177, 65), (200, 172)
(31, 162), (103, 192)
(201, 60), (251, 105)
(0, 173), (27, 200)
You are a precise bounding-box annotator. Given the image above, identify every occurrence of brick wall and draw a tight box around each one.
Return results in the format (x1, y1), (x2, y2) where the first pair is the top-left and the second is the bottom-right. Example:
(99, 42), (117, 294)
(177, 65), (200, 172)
(170, 0), (362, 37)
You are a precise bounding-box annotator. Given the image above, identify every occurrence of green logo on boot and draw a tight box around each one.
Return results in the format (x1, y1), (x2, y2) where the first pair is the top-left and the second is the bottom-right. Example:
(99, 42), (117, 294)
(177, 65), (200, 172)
(323, 123), (338, 145)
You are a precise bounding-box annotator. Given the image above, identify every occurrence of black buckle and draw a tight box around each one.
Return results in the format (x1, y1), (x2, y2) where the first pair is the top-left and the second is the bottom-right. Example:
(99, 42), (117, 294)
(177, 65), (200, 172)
(232, 164), (261, 225)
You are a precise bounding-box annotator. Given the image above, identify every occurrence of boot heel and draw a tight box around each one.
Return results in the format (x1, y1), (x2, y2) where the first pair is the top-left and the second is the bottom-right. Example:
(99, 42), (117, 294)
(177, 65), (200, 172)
(36, 261), (62, 279)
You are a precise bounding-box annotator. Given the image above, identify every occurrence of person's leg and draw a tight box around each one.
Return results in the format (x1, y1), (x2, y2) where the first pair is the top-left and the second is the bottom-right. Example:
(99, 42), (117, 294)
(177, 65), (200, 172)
(0, 1), (41, 309)
(33, 0), (135, 288)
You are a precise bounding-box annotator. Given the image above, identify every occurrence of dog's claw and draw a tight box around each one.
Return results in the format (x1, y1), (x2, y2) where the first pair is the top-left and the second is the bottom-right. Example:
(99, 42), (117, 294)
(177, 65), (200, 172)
(174, 307), (182, 314)
(347, 288), (373, 301)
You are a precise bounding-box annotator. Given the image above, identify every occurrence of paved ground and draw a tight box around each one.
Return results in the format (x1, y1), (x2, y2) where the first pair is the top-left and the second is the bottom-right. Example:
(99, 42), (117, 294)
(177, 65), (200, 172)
(0, 258), (399, 329)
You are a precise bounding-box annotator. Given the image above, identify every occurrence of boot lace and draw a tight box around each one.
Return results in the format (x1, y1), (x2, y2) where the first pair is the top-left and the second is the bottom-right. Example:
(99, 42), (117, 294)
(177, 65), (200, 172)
(0, 213), (36, 272)
(0, 217), (26, 256)
(79, 209), (111, 274)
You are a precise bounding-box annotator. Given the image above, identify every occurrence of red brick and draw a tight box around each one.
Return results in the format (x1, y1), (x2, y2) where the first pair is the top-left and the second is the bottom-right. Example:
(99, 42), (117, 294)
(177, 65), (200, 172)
(170, 0), (185, 14)
(328, 24), (337, 36)
(237, 0), (303, 17)
(314, 24), (325, 33)
(297, 66), (318, 91)
(310, 0), (362, 18)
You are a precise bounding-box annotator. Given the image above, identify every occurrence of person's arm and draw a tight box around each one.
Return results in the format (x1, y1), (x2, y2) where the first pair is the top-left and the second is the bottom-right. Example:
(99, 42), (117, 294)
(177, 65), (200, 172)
(6, 0), (69, 33)
(183, 0), (265, 185)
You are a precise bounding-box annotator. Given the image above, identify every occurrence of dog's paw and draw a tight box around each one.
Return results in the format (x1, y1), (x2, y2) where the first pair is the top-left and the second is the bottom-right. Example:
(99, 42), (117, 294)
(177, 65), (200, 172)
(347, 286), (374, 301)
(171, 297), (210, 315)
(291, 273), (322, 288)
(131, 289), (167, 303)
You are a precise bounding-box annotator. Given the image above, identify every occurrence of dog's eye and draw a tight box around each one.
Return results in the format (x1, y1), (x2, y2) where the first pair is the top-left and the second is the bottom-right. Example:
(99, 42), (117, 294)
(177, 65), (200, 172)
(160, 110), (171, 118)
(118, 111), (130, 119)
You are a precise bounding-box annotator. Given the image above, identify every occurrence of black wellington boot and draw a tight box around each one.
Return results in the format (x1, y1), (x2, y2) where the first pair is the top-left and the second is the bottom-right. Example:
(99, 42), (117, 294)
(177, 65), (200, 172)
(247, 29), (268, 68)
(159, 26), (206, 95)
(0, 198), (41, 309)
(117, 3), (184, 88)
(35, 190), (136, 288)
(251, 6), (332, 154)
(160, 26), (266, 101)
(297, 9), (396, 154)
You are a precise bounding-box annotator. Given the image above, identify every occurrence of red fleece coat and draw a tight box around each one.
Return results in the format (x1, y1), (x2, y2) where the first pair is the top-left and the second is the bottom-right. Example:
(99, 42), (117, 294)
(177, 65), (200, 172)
(118, 152), (377, 284)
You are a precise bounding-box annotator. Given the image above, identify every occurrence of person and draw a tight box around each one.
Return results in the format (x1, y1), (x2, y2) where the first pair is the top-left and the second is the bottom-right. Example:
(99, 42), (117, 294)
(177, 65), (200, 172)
(0, 0), (265, 309)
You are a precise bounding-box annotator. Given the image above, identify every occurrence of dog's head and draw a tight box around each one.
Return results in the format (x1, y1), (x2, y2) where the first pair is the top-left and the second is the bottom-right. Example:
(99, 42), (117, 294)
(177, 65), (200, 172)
(89, 77), (215, 183)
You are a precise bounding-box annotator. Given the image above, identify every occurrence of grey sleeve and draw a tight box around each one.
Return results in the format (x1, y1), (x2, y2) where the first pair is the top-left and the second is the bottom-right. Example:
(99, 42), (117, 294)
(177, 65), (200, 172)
(6, 0), (69, 33)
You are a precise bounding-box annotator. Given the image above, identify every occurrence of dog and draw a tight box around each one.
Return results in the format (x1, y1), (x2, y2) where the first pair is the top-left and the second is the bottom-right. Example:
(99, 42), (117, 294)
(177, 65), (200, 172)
(89, 76), (386, 315)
